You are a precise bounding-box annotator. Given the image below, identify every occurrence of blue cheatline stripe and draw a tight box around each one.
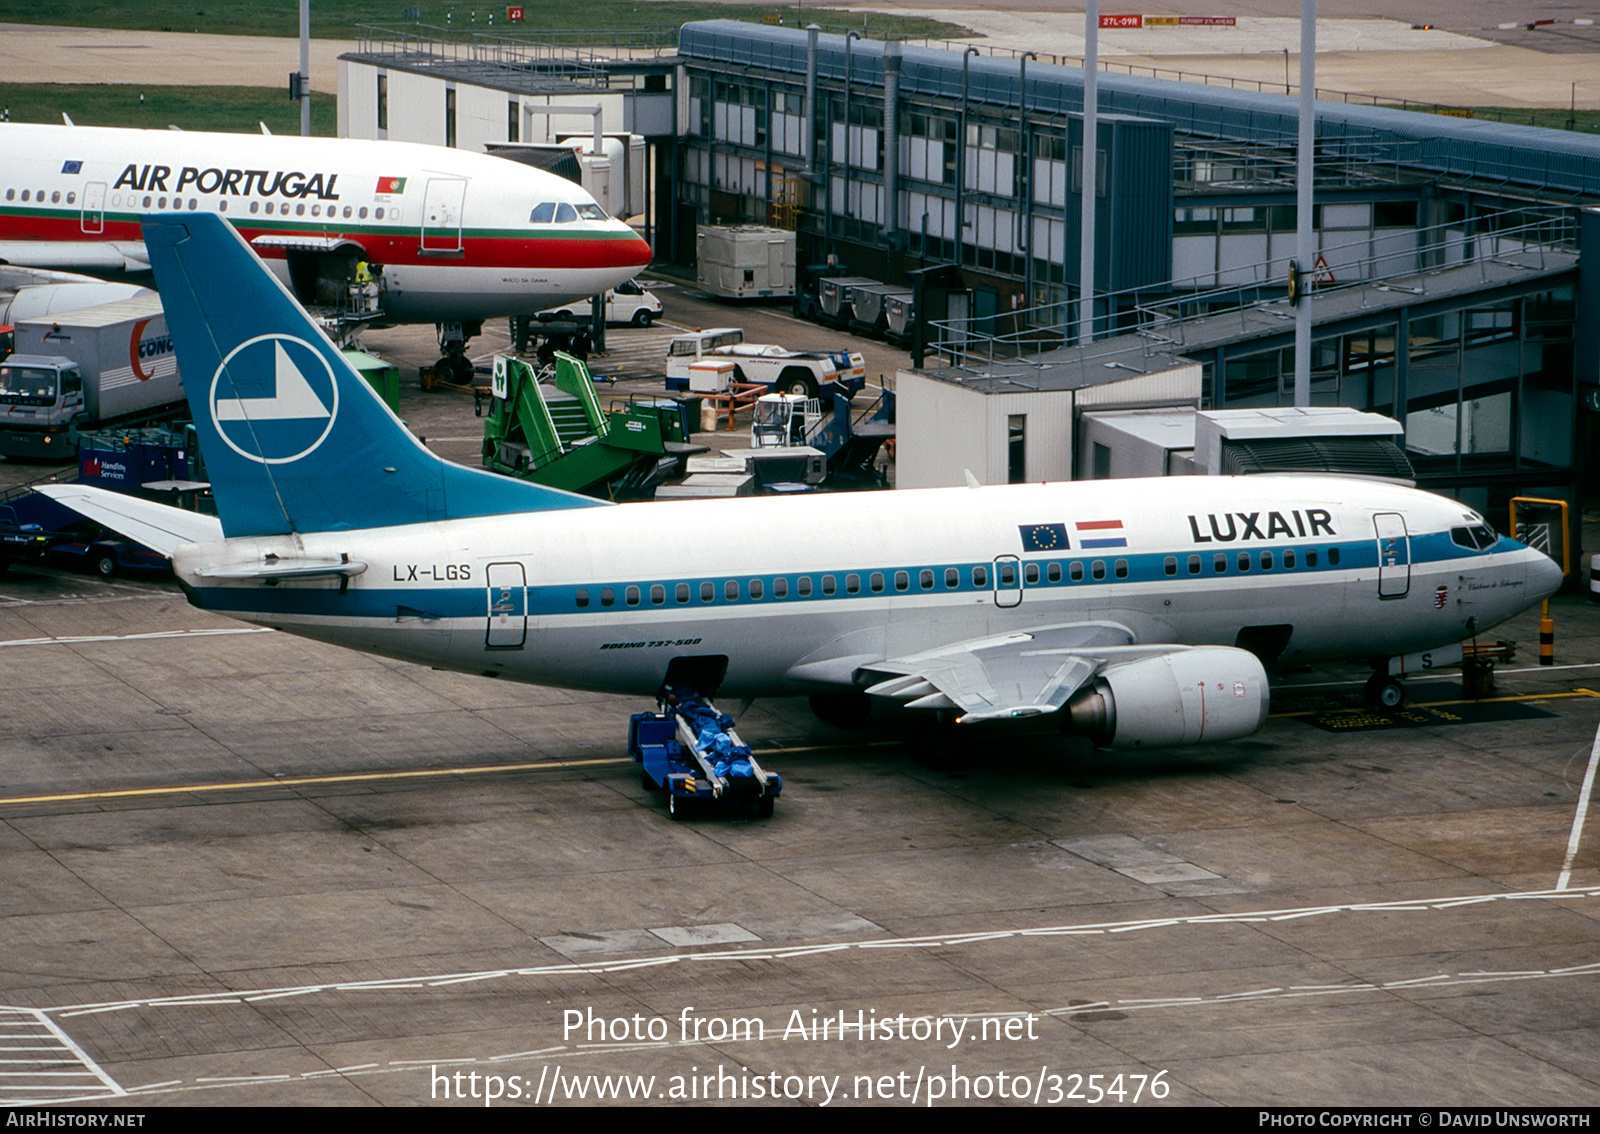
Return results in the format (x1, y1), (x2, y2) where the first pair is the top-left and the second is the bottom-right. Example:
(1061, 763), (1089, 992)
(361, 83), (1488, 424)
(188, 530), (1506, 622)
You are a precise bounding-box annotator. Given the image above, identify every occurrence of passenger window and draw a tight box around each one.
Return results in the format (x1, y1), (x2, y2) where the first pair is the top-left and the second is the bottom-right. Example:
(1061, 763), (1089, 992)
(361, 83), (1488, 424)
(1047, 562), (1061, 583)
(650, 585), (665, 605)
(575, 588), (589, 608)
(725, 580), (740, 601)
(676, 583), (690, 603)
(1070, 562), (1084, 582)
(1214, 554), (1227, 573)
(1188, 555), (1201, 575)
(773, 577), (788, 598)
(920, 569), (934, 589)
(600, 587), (615, 606)
(1306, 549), (1319, 567)
(870, 572), (884, 593)
(749, 579), (764, 599)
(1260, 551), (1273, 570)
(1091, 561), (1106, 581)
(625, 585), (640, 606)
(1164, 556), (1177, 577)
(1025, 563), (1039, 585)
(846, 573), (861, 594)
(973, 566), (988, 587)
(1283, 550), (1296, 569)
(945, 567), (959, 588)
(895, 571), (909, 591)
(798, 576), (812, 597)
(1115, 560), (1128, 579)
(1328, 547), (1341, 566)
(821, 575), (836, 595)
(998, 563), (1015, 586)
(1237, 553), (1251, 572)
(701, 581), (714, 602)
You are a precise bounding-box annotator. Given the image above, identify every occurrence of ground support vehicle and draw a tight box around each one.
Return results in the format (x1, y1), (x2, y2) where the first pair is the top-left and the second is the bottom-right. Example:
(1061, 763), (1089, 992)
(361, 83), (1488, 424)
(537, 280), (661, 326)
(630, 685), (782, 819)
(0, 294), (180, 459)
(481, 353), (704, 500)
(696, 224), (796, 299)
(665, 328), (866, 401)
(749, 387), (895, 489)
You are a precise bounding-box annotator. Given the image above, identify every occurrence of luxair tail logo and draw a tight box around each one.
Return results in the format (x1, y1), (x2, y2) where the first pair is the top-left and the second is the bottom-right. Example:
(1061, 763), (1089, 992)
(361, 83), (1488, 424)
(209, 334), (339, 465)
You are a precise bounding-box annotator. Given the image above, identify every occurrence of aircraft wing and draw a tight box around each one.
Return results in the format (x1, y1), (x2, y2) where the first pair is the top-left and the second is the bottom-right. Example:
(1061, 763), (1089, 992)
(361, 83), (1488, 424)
(36, 483), (222, 555)
(859, 622), (1140, 723)
(0, 242), (151, 273)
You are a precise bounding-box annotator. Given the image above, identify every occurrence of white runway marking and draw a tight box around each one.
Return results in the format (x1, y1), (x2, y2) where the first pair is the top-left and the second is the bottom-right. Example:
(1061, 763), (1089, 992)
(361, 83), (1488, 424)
(36, 883), (1600, 1021)
(0, 1007), (125, 1104)
(1558, 720), (1600, 890)
(0, 626), (274, 649)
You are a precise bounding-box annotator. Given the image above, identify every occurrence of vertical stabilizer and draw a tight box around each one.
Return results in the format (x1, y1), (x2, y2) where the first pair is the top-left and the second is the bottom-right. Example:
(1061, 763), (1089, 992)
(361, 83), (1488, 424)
(141, 213), (604, 538)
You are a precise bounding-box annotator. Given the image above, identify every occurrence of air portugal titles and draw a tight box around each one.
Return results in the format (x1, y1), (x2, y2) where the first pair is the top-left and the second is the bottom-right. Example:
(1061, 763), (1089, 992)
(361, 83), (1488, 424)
(112, 163), (341, 202)
(1187, 508), (1336, 543)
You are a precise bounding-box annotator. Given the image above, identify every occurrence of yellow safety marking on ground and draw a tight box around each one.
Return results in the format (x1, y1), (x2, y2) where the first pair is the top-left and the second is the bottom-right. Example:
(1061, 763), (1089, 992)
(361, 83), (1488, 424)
(0, 739), (898, 808)
(0, 757), (630, 808)
(1271, 688), (1600, 719)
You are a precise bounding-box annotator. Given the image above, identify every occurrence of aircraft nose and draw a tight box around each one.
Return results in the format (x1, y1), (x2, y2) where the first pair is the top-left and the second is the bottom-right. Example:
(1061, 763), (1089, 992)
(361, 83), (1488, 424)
(624, 230), (653, 268)
(1527, 549), (1564, 602)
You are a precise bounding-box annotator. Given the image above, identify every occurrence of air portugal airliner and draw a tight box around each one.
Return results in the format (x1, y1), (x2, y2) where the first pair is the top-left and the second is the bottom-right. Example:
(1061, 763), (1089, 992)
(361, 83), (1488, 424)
(42, 215), (1563, 761)
(0, 123), (651, 363)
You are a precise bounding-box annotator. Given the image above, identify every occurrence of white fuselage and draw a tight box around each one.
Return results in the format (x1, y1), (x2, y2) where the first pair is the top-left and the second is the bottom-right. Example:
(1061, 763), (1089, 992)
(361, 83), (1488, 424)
(0, 124), (652, 322)
(170, 475), (1559, 698)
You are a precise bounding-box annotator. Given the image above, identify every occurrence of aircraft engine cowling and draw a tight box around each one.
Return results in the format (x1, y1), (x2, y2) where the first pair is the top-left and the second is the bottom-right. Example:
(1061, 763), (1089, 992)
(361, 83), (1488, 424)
(1063, 647), (1270, 749)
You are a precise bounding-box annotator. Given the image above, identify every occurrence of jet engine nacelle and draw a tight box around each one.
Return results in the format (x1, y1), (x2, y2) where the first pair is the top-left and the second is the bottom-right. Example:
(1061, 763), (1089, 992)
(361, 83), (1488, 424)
(1064, 646), (1270, 749)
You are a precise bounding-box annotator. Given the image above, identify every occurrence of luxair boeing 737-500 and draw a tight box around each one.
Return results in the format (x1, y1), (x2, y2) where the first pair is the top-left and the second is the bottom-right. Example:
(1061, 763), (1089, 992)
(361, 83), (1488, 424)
(41, 214), (1563, 761)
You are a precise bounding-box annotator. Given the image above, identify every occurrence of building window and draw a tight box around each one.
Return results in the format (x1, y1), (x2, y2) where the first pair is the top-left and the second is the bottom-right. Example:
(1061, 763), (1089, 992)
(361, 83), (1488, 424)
(508, 99), (519, 142)
(445, 88), (457, 148)
(1008, 415), (1026, 484)
(376, 74), (388, 132)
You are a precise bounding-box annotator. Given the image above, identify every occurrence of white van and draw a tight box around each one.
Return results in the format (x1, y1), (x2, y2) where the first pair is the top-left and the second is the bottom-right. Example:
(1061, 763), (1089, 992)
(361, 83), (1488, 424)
(539, 279), (662, 326)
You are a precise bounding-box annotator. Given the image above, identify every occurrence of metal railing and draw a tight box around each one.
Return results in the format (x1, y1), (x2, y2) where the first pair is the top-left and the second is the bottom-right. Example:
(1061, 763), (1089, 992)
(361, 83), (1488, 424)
(354, 24), (676, 85)
(902, 37), (1600, 136)
(924, 207), (1579, 383)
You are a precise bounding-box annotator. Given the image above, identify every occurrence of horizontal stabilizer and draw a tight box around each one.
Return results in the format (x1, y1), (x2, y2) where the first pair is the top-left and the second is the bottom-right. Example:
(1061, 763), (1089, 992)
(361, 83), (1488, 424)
(36, 484), (223, 555)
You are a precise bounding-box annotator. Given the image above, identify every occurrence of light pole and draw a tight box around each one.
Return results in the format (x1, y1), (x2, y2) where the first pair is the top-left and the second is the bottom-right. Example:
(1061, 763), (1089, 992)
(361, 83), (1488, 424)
(843, 30), (861, 244)
(958, 46), (979, 269)
(1019, 52), (1037, 316)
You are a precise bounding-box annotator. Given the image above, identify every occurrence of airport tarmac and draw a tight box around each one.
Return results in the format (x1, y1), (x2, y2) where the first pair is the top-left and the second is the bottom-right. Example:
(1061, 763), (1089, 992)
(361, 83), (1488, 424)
(1, 286), (1599, 1107)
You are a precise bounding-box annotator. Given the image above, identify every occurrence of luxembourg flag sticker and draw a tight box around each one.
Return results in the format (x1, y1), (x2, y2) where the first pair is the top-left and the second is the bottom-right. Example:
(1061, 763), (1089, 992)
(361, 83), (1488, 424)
(375, 175), (407, 194)
(1075, 519), (1128, 549)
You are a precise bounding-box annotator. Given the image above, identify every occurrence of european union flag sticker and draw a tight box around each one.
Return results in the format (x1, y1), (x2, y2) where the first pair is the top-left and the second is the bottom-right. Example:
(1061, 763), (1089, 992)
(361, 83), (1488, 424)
(61, 160), (83, 174)
(1019, 523), (1069, 552)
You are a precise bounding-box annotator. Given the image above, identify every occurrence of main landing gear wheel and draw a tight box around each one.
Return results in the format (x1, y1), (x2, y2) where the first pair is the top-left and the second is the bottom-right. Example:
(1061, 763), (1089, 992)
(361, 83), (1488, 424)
(1364, 673), (1406, 709)
(433, 353), (475, 386)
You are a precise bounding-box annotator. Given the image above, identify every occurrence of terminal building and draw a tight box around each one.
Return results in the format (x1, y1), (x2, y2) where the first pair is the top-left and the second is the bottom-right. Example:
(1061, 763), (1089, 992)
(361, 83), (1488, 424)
(338, 20), (1600, 532)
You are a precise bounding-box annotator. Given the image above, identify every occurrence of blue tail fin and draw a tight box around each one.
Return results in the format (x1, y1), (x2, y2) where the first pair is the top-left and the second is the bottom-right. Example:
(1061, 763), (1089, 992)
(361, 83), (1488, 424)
(142, 213), (604, 538)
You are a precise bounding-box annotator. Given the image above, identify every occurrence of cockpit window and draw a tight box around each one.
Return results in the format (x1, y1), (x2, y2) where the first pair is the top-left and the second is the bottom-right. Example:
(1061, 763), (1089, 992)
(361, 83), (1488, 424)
(554, 202), (577, 223)
(1450, 525), (1497, 552)
(530, 202), (556, 223)
(575, 202), (607, 220)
